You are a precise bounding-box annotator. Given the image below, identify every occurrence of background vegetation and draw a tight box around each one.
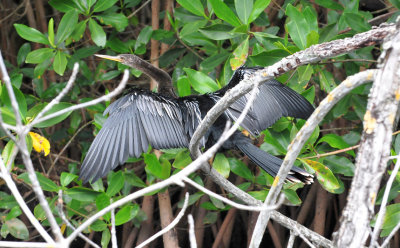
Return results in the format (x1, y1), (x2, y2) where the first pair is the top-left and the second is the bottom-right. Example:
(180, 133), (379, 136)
(1, 0), (400, 247)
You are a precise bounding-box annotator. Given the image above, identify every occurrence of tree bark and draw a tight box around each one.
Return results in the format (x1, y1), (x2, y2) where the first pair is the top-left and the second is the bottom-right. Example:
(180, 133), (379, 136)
(333, 24), (400, 247)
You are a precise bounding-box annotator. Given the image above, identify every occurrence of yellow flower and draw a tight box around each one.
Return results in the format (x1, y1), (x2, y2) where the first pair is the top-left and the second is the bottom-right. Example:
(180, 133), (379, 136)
(29, 132), (50, 156)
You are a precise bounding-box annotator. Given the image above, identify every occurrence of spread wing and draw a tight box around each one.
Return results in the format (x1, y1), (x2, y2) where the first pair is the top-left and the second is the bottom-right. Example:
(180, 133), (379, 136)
(80, 90), (201, 183)
(225, 79), (314, 136)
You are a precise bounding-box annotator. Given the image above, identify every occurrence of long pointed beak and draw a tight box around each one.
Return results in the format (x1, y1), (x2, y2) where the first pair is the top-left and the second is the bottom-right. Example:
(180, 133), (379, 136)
(95, 54), (123, 62)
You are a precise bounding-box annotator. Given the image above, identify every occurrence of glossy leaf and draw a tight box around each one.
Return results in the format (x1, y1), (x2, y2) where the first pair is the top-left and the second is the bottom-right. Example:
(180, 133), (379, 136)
(60, 172), (78, 187)
(184, 68), (219, 93)
(93, 0), (118, 12)
(49, 0), (79, 12)
(283, 189), (301, 205)
(285, 4), (309, 49)
(198, 24), (237, 40)
(96, 13), (129, 32)
(56, 9), (78, 44)
(18, 172), (60, 192)
(144, 154), (168, 179)
(229, 158), (253, 181)
(101, 229), (111, 248)
(300, 159), (340, 193)
(249, 49), (290, 66)
(318, 133), (355, 157)
(315, 0), (344, 10)
(235, 0), (253, 24)
(65, 187), (101, 201)
(115, 204), (139, 226)
(209, 0), (242, 27)
(17, 43), (31, 66)
(14, 24), (49, 45)
(48, 18), (55, 47)
(26, 48), (55, 64)
(213, 153), (230, 178)
(96, 193), (111, 221)
(106, 171), (125, 196)
(176, 0), (206, 17)
(1, 140), (16, 169)
(249, 0), (271, 23)
(124, 171), (147, 188)
(1, 84), (27, 119)
(53, 51), (68, 75)
(88, 18), (106, 47)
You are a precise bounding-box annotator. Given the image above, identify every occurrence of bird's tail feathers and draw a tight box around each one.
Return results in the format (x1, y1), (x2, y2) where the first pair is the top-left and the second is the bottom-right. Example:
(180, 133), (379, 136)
(236, 142), (313, 184)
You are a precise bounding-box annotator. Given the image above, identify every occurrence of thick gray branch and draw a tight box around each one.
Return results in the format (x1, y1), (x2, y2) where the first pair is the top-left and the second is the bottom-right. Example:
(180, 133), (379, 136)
(333, 24), (400, 248)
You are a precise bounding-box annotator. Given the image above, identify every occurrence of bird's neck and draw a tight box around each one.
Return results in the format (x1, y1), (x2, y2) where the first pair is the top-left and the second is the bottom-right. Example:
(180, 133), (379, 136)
(130, 55), (177, 98)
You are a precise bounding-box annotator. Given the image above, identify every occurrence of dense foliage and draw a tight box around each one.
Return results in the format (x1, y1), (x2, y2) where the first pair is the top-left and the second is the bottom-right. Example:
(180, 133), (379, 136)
(1, 0), (400, 247)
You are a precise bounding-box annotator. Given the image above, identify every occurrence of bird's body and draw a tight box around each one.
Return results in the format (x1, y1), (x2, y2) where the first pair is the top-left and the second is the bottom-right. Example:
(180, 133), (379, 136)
(80, 55), (314, 184)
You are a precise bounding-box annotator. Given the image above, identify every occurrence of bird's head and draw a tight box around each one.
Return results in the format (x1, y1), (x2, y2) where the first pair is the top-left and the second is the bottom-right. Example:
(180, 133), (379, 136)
(95, 54), (140, 67)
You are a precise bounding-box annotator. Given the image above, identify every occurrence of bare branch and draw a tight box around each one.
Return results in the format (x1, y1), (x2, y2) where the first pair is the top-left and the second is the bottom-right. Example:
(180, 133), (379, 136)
(250, 69), (376, 248)
(136, 193), (190, 248)
(334, 25), (400, 248)
(188, 214), (197, 248)
(29, 69), (129, 127)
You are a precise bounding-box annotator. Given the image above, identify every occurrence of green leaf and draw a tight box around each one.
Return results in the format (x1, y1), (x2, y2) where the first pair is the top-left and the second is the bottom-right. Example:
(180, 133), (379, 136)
(60, 172), (78, 187)
(376, 203), (400, 231)
(319, 69), (336, 92)
(318, 134), (355, 157)
(14, 24), (49, 45)
(115, 204), (139, 226)
(53, 51), (68, 75)
(33, 197), (57, 220)
(5, 218), (29, 240)
(144, 154), (170, 179)
(55, 9), (78, 44)
(176, 0), (206, 17)
(90, 220), (108, 232)
(65, 187), (101, 201)
(203, 212), (218, 224)
(96, 13), (129, 32)
(342, 12), (371, 33)
(48, 18), (55, 47)
(101, 229), (111, 248)
(235, 0), (253, 24)
(283, 189), (302, 205)
(96, 193), (111, 221)
(230, 36), (249, 70)
(106, 171), (125, 196)
(213, 153), (230, 178)
(17, 43), (31, 66)
(209, 0), (242, 27)
(1, 140), (16, 169)
(28, 102), (74, 128)
(210, 196), (225, 209)
(93, 0), (118, 12)
(1, 84), (27, 119)
(25, 48), (55, 64)
(184, 68), (219, 93)
(323, 155), (355, 176)
(300, 159), (340, 193)
(249, 49), (290, 67)
(49, 0), (79, 12)
(249, 0), (271, 23)
(178, 192), (204, 208)
(124, 171), (147, 188)
(315, 0), (344, 10)
(18, 172), (60, 192)
(88, 18), (106, 47)
(228, 158), (253, 181)
(285, 4), (309, 49)
(198, 24), (237, 40)
(6, 206), (22, 221)
(135, 26), (153, 50)
(177, 77), (192, 97)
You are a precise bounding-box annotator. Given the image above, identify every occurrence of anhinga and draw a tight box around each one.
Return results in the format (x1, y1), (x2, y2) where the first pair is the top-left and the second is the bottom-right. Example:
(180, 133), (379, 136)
(79, 54), (314, 184)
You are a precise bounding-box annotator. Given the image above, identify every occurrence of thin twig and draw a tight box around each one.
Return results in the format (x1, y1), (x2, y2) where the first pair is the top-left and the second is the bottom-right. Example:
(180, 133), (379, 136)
(0, 156), (54, 243)
(370, 155), (400, 247)
(111, 206), (117, 248)
(57, 190), (100, 248)
(136, 193), (190, 248)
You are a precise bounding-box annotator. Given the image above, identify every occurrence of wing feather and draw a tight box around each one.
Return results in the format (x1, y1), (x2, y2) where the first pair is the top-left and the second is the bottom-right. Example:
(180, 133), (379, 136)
(80, 90), (200, 183)
(225, 79), (314, 136)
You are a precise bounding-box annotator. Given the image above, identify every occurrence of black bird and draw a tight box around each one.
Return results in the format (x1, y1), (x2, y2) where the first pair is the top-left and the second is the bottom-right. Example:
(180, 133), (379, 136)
(80, 54), (314, 184)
